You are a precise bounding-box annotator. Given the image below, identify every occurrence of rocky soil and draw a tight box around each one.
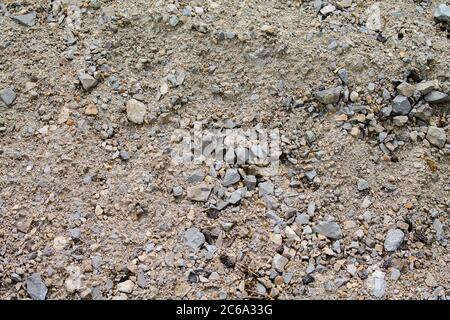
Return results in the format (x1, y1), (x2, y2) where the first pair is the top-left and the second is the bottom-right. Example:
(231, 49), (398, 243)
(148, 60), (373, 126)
(0, 0), (449, 300)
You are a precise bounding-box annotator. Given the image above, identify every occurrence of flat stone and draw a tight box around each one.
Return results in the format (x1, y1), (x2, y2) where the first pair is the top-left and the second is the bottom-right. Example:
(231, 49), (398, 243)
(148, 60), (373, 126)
(384, 229), (405, 251)
(0, 87), (16, 106)
(357, 178), (369, 191)
(295, 213), (310, 225)
(228, 187), (247, 204)
(11, 11), (37, 27)
(258, 181), (274, 197)
(392, 95), (411, 115)
(186, 184), (212, 202)
(117, 280), (134, 293)
(424, 91), (448, 104)
(126, 99), (147, 124)
(272, 254), (289, 272)
(396, 82), (415, 97)
(184, 227), (205, 250)
(187, 170), (205, 183)
(315, 86), (342, 105)
(416, 80), (438, 95)
(433, 4), (450, 22)
(426, 126), (446, 148)
(26, 273), (48, 300)
(222, 169), (240, 186)
(313, 222), (343, 240)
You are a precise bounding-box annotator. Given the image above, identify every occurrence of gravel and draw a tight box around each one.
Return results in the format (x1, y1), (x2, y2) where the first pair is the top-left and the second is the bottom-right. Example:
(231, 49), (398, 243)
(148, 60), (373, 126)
(384, 229), (405, 252)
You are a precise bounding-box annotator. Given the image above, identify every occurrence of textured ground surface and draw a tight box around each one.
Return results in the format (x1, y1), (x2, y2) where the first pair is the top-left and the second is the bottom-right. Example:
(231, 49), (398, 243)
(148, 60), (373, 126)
(0, 0), (449, 300)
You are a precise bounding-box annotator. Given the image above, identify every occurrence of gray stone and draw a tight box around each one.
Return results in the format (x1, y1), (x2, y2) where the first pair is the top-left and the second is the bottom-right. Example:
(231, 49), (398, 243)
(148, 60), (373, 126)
(313, 222), (343, 240)
(416, 80), (438, 95)
(393, 115), (409, 126)
(338, 69), (348, 85)
(222, 169), (240, 186)
(315, 86), (342, 105)
(295, 213), (310, 225)
(391, 269), (401, 281)
(243, 175), (257, 190)
(26, 273), (48, 300)
(258, 181), (274, 197)
(172, 186), (183, 197)
(433, 4), (450, 22)
(392, 95), (411, 115)
(384, 229), (405, 251)
(126, 99), (147, 124)
(357, 178), (369, 191)
(307, 201), (316, 216)
(119, 150), (129, 161)
(424, 91), (448, 104)
(370, 271), (386, 298)
(228, 187), (247, 204)
(184, 227), (205, 250)
(0, 87), (16, 106)
(433, 219), (444, 241)
(117, 280), (134, 293)
(414, 104), (433, 122)
(11, 11), (37, 27)
(169, 15), (179, 27)
(320, 4), (336, 15)
(187, 184), (212, 202)
(272, 254), (289, 272)
(78, 72), (98, 91)
(305, 130), (316, 143)
(305, 170), (317, 182)
(69, 228), (81, 240)
(382, 89), (391, 101)
(187, 170), (205, 183)
(426, 126), (446, 148)
(381, 105), (392, 117)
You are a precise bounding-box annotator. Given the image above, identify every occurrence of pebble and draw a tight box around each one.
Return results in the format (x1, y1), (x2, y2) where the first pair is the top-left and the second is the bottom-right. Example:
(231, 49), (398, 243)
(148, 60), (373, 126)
(391, 95), (411, 115)
(370, 271), (386, 298)
(391, 268), (401, 281)
(187, 170), (205, 183)
(393, 115), (409, 126)
(117, 280), (134, 293)
(396, 82), (415, 97)
(305, 170), (317, 182)
(315, 86), (342, 105)
(433, 4), (450, 22)
(0, 87), (16, 106)
(243, 175), (257, 190)
(228, 187), (247, 204)
(187, 184), (212, 202)
(222, 169), (240, 186)
(84, 104), (98, 116)
(312, 222), (343, 240)
(384, 229), (405, 251)
(184, 227), (205, 250)
(70, 228), (81, 240)
(11, 11), (37, 27)
(258, 181), (274, 197)
(26, 273), (48, 300)
(349, 91), (359, 102)
(320, 4), (336, 15)
(424, 91), (448, 104)
(126, 99), (147, 124)
(295, 213), (310, 225)
(357, 178), (369, 191)
(169, 15), (179, 27)
(172, 186), (183, 197)
(272, 254), (289, 272)
(416, 80), (438, 96)
(426, 126), (446, 148)
(78, 72), (98, 91)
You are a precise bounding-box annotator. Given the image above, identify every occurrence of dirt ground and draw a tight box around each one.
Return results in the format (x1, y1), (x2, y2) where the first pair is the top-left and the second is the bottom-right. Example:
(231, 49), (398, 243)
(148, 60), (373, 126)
(0, 0), (449, 300)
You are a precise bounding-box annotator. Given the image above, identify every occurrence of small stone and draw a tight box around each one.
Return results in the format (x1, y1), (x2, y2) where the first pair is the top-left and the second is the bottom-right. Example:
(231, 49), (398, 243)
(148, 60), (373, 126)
(315, 86), (342, 105)
(70, 228), (81, 240)
(338, 69), (348, 84)
(243, 175), (257, 190)
(424, 91), (448, 104)
(126, 99), (147, 124)
(272, 254), (288, 272)
(0, 87), (17, 106)
(302, 275), (315, 285)
(390, 269), (401, 281)
(307, 201), (316, 216)
(53, 236), (68, 251)
(26, 273), (48, 300)
(313, 222), (343, 240)
(169, 15), (179, 27)
(11, 11), (37, 27)
(425, 274), (438, 287)
(349, 91), (359, 102)
(370, 271), (386, 298)
(261, 25), (277, 35)
(426, 126), (446, 148)
(295, 213), (309, 225)
(228, 187), (247, 204)
(393, 115), (409, 126)
(433, 4), (450, 22)
(84, 104), (98, 116)
(187, 184), (212, 202)
(258, 181), (274, 196)
(78, 72), (98, 91)
(384, 229), (405, 252)
(414, 104), (433, 122)
(357, 178), (369, 191)
(117, 280), (134, 293)
(392, 95), (411, 115)
(305, 170), (317, 182)
(172, 186), (183, 197)
(222, 169), (240, 187)
(184, 228), (205, 250)
(320, 4), (336, 15)
(416, 80), (438, 95)
(187, 170), (205, 183)
(119, 150), (129, 161)
(396, 82), (415, 97)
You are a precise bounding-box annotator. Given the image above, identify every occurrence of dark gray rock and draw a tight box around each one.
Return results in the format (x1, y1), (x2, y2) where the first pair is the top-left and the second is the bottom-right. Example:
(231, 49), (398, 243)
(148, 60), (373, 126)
(184, 227), (205, 250)
(392, 95), (411, 115)
(222, 169), (240, 187)
(26, 273), (48, 300)
(187, 170), (205, 183)
(424, 91), (448, 104)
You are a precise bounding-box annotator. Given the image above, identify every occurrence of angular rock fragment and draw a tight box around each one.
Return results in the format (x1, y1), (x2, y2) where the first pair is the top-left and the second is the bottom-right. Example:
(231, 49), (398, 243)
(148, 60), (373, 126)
(426, 126), (446, 148)
(126, 99), (147, 124)
(187, 184), (212, 202)
(315, 86), (342, 105)
(26, 273), (48, 300)
(313, 222), (343, 240)
(384, 229), (404, 251)
(0, 87), (16, 106)
(11, 12), (37, 27)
